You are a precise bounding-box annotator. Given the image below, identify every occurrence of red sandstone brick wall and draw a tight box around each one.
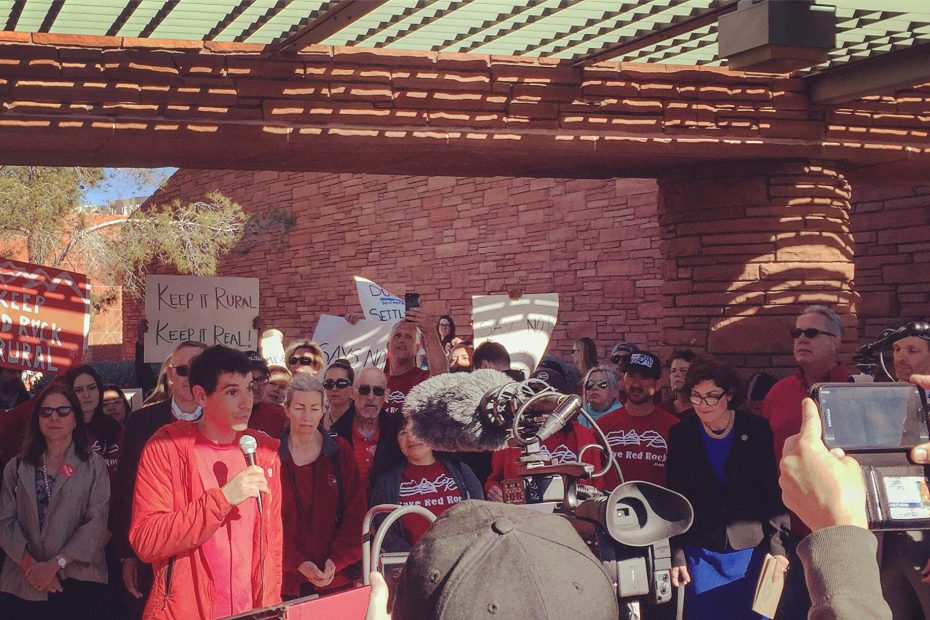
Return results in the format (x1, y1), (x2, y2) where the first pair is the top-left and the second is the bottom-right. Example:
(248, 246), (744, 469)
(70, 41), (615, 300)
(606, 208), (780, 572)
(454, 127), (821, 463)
(119, 171), (930, 378)
(120, 170), (665, 365)
(851, 183), (930, 341)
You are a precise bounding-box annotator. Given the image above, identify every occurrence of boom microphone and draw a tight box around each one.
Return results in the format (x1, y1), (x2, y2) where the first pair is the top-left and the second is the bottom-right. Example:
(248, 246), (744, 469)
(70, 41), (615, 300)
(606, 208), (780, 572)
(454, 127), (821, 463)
(238, 434), (263, 513)
(405, 369), (514, 452)
(405, 369), (584, 452)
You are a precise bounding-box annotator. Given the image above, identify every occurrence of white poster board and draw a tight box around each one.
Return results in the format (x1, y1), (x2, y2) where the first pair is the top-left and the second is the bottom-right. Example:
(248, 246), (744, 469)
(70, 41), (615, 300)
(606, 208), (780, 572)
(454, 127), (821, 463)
(144, 275), (259, 362)
(260, 329), (286, 367)
(310, 314), (393, 371)
(354, 275), (405, 322)
(472, 294), (559, 375)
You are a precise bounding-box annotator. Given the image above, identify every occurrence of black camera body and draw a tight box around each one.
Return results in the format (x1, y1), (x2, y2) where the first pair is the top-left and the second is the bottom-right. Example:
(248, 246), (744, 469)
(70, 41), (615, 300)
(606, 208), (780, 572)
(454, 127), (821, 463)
(501, 439), (692, 606)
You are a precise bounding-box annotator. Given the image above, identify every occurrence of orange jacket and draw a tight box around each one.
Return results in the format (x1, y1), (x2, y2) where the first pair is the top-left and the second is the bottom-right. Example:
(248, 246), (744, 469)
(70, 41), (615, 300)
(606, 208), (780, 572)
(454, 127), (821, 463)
(130, 421), (283, 620)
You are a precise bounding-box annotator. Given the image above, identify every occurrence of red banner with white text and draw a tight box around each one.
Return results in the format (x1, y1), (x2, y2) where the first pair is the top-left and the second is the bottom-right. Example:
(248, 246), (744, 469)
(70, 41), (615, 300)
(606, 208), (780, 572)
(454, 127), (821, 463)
(0, 258), (90, 373)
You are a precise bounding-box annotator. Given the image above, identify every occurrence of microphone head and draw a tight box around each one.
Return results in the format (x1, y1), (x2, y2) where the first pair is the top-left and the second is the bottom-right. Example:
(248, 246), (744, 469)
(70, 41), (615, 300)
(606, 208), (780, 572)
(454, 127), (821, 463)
(238, 434), (258, 456)
(405, 369), (513, 452)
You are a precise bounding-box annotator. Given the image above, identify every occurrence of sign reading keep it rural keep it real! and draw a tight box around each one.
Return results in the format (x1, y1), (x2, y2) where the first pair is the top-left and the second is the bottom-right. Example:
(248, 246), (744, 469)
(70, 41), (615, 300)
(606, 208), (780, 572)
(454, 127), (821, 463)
(143, 275), (259, 362)
(0, 258), (90, 372)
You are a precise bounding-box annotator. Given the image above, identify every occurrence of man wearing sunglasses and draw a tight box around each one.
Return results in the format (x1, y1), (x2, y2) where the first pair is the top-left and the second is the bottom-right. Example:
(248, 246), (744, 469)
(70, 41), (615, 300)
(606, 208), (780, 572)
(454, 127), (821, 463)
(330, 366), (400, 495)
(761, 305), (851, 463)
(760, 304), (851, 620)
(110, 340), (207, 618)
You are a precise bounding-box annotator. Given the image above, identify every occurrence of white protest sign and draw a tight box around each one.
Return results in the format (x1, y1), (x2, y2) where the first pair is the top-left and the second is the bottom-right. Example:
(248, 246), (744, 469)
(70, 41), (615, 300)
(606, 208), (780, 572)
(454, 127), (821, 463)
(472, 294), (559, 375)
(144, 275), (259, 362)
(311, 314), (393, 371)
(355, 275), (405, 322)
(260, 329), (286, 367)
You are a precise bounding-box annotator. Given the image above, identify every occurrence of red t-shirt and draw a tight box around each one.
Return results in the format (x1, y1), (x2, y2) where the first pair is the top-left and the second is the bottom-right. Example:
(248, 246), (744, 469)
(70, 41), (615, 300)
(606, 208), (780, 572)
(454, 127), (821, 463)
(249, 402), (289, 439)
(597, 406), (678, 488)
(486, 423), (603, 492)
(761, 363), (852, 462)
(352, 424), (380, 492)
(385, 367), (430, 419)
(192, 433), (257, 619)
(399, 460), (463, 545)
(88, 428), (121, 483)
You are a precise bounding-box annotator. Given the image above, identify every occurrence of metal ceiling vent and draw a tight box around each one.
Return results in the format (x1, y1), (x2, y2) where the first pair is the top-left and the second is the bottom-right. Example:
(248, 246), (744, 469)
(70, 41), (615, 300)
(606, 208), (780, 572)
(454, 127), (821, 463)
(718, 0), (837, 73)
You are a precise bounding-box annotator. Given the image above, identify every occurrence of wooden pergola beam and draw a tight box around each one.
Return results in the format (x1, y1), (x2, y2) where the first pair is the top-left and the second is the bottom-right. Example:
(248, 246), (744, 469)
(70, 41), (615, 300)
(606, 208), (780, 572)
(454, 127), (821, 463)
(572, 2), (738, 68)
(265, 0), (388, 56)
(808, 42), (930, 105)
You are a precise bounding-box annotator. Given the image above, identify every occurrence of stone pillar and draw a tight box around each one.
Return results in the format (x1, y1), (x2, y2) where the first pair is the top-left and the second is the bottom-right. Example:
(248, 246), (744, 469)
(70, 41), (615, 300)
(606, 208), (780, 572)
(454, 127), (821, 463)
(657, 161), (857, 374)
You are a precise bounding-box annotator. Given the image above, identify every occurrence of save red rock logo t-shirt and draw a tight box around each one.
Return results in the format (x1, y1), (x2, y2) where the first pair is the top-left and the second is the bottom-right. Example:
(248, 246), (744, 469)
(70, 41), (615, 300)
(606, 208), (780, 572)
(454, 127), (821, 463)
(398, 461), (463, 544)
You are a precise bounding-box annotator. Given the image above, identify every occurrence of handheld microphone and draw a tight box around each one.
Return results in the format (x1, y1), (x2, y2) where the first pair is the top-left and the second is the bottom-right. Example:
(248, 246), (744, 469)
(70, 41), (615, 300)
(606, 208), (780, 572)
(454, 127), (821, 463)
(238, 434), (262, 513)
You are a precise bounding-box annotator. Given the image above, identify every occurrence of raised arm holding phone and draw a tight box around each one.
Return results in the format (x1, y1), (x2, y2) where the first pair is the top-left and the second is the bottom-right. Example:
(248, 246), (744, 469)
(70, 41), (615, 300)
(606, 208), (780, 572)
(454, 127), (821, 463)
(779, 372), (930, 620)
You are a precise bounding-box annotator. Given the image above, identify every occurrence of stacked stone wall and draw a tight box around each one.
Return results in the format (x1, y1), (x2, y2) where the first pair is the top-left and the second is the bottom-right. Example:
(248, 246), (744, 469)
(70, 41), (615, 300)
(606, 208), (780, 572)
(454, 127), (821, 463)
(116, 170), (930, 379)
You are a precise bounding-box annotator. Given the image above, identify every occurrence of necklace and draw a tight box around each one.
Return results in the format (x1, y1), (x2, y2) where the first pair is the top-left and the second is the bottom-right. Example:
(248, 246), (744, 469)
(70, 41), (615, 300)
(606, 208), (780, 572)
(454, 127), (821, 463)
(702, 410), (735, 439)
(41, 452), (52, 500)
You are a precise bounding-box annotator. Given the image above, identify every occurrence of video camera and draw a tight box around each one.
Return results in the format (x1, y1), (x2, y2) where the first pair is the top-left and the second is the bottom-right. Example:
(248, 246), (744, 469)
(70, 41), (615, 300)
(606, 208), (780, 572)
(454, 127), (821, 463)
(478, 377), (694, 610)
(811, 320), (930, 531)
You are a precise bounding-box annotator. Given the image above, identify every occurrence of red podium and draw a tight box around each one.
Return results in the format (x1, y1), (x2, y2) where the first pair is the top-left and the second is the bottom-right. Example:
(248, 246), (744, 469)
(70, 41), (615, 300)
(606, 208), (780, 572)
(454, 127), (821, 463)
(223, 586), (372, 620)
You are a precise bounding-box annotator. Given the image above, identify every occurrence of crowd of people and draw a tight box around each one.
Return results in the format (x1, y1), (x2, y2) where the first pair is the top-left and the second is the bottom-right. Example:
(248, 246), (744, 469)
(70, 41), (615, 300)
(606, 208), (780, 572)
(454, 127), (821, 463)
(0, 301), (926, 620)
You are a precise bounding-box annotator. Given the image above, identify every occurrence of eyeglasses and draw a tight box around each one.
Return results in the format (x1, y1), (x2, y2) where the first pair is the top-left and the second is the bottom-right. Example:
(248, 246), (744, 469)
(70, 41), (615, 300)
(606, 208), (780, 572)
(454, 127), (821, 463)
(689, 393), (726, 406)
(610, 354), (628, 365)
(323, 378), (351, 390)
(790, 328), (838, 340)
(170, 364), (190, 377)
(289, 356), (318, 367)
(39, 406), (75, 419)
(585, 380), (609, 390)
(251, 376), (270, 386)
(357, 385), (386, 397)
(102, 398), (124, 406)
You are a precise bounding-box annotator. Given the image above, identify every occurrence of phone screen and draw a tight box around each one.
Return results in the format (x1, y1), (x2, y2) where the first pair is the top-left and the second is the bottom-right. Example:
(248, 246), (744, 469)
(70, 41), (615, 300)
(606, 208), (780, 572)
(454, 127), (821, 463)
(815, 383), (929, 450)
(404, 293), (420, 311)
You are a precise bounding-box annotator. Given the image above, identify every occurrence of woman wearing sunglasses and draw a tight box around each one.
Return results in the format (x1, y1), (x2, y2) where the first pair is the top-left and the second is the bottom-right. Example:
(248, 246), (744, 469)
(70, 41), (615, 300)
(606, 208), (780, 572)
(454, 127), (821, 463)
(322, 359), (355, 431)
(578, 366), (622, 429)
(666, 356), (789, 620)
(0, 384), (111, 620)
(101, 385), (132, 425)
(284, 341), (325, 377)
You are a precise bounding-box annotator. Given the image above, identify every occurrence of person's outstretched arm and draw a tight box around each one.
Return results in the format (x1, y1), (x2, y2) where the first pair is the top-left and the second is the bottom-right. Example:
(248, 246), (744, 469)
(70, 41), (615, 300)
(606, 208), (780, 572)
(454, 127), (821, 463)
(779, 397), (891, 620)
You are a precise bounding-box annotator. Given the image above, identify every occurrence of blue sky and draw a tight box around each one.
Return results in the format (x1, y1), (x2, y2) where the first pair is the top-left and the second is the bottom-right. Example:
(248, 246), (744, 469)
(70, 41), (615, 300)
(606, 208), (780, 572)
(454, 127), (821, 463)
(83, 167), (177, 205)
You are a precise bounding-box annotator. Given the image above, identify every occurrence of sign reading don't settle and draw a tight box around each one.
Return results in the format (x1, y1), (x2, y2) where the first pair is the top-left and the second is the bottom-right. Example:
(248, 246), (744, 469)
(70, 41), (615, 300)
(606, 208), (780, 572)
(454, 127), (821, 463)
(144, 275), (259, 362)
(0, 258), (90, 372)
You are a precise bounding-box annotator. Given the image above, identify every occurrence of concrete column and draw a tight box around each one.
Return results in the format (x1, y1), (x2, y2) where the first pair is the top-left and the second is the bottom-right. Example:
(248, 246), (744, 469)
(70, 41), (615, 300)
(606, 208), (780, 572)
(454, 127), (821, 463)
(657, 161), (857, 373)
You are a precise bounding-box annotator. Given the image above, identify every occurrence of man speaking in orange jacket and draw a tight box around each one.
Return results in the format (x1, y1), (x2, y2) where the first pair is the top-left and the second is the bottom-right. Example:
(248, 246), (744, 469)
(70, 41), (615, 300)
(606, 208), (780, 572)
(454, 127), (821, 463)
(130, 345), (282, 619)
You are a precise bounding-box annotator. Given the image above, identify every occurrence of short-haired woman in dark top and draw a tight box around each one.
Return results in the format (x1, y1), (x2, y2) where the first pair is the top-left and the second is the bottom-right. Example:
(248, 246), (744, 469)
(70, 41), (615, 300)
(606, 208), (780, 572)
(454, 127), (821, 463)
(322, 359), (355, 431)
(667, 357), (790, 620)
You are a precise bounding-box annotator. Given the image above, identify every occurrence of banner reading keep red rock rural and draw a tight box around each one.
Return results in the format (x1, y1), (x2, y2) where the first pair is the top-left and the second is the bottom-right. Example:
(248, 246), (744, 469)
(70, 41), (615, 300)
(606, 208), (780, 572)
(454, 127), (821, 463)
(0, 258), (90, 373)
